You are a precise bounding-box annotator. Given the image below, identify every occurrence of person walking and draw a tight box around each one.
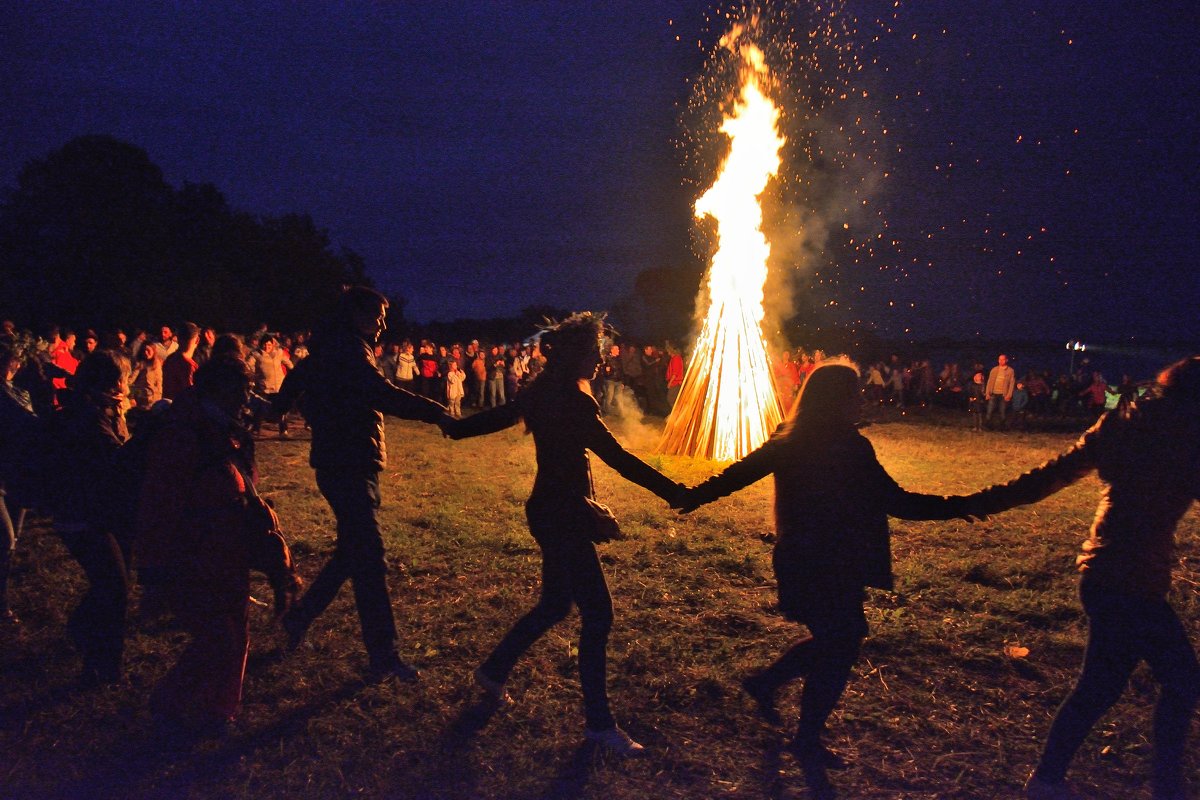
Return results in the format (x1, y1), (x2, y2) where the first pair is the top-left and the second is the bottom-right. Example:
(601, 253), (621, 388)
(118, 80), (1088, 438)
(442, 313), (684, 755)
(138, 357), (299, 738)
(964, 355), (1200, 800)
(276, 287), (452, 681)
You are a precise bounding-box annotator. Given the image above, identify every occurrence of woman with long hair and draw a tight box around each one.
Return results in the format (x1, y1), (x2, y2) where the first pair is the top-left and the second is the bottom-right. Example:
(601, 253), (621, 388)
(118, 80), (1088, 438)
(442, 312), (683, 755)
(680, 359), (968, 795)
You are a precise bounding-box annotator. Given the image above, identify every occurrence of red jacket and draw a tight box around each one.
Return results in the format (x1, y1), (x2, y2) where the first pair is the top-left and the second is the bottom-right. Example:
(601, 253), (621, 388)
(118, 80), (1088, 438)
(137, 390), (253, 605)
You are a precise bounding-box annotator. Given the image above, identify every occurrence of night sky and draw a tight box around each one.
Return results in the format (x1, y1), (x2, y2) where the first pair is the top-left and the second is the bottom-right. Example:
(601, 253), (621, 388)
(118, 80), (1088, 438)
(3, 1), (1197, 346)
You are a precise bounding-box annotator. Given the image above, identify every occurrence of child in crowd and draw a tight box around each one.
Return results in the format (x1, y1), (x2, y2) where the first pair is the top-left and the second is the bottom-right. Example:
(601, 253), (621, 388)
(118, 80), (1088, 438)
(444, 360), (465, 418)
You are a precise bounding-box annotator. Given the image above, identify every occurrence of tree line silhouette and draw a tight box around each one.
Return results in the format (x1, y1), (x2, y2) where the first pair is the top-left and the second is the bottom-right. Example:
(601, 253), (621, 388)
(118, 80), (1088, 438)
(0, 135), (371, 333)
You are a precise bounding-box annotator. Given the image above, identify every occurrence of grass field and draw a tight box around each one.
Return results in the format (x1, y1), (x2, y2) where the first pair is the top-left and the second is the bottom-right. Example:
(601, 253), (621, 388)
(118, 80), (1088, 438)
(2, 412), (1197, 799)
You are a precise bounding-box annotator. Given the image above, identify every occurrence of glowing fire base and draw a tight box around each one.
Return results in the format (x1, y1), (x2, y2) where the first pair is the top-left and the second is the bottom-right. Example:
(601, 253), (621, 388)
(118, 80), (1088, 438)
(659, 308), (784, 461)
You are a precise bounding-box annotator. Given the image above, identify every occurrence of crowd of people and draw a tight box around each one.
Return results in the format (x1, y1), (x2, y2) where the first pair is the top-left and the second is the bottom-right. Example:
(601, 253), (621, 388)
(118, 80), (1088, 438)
(2, 315), (1140, 442)
(0, 297), (1196, 799)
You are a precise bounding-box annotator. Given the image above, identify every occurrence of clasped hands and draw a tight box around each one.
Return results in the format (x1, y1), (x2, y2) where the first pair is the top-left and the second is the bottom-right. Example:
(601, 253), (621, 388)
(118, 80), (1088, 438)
(667, 483), (703, 514)
(666, 485), (989, 522)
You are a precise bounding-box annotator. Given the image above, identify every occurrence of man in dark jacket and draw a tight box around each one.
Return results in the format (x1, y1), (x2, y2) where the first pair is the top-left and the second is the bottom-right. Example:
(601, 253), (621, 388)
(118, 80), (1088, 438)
(277, 286), (450, 680)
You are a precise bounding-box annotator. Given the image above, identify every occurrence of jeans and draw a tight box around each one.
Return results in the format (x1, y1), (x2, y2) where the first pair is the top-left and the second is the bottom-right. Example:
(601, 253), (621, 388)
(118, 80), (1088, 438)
(986, 393), (1007, 423)
(479, 507), (616, 730)
(294, 470), (398, 662)
(486, 377), (505, 408)
(1034, 581), (1200, 797)
(754, 589), (868, 746)
(601, 380), (621, 414)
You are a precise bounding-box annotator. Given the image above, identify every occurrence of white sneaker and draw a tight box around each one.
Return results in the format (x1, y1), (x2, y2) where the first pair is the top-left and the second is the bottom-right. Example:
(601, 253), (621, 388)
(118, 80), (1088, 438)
(1024, 773), (1082, 799)
(473, 667), (513, 707)
(584, 726), (645, 756)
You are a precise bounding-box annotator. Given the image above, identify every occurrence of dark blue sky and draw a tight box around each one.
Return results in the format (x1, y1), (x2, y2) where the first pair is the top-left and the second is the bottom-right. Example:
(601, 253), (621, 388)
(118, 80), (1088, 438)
(2, 1), (1197, 345)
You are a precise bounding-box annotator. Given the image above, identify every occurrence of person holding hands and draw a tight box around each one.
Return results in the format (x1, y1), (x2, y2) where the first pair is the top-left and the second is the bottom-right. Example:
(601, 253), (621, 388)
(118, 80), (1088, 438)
(678, 360), (971, 797)
(442, 312), (684, 755)
(963, 355), (1200, 800)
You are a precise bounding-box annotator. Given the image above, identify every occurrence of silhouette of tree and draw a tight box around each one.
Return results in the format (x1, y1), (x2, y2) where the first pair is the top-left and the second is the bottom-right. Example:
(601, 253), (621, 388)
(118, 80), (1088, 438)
(0, 135), (372, 332)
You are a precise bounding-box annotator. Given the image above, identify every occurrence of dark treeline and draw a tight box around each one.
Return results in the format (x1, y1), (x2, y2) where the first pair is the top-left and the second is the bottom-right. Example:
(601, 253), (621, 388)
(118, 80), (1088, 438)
(0, 135), (370, 334)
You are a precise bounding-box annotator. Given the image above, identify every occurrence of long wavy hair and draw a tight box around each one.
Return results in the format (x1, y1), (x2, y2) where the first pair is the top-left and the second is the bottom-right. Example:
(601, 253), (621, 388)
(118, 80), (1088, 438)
(779, 358), (861, 440)
(534, 312), (606, 387)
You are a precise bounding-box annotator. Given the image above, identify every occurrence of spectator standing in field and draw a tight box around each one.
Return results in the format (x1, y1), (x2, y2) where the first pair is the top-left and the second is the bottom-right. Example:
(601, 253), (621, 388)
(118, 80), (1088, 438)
(1026, 371), (1051, 416)
(1011, 380), (1030, 430)
(864, 362), (885, 407)
(129, 341), (163, 411)
(416, 342), (439, 400)
(486, 345), (506, 407)
(451, 343), (467, 374)
(276, 287), (451, 681)
(985, 353), (1016, 428)
(642, 344), (668, 416)
(620, 340), (645, 410)
(967, 369), (986, 431)
(251, 333), (294, 437)
(1078, 371), (1108, 416)
(798, 351), (819, 388)
(444, 360), (465, 418)
(665, 342), (685, 411)
(678, 361), (969, 796)
(471, 350), (488, 408)
(378, 342), (401, 383)
(774, 350), (799, 406)
(43, 351), (130, 687)
(162, 322), (200, 401)
(912, 359), (935, 407)
(442, 312), (684, 755)
(525, 343), (545, 386)
(436, 345), (453, 403)
(1053, 373), (1074, 415)
(964, 356), (1200, 800)
(505, 345), (524, 401)
(463, 340), (481, 406)
(600, 343), (623, 415)
(394, 341), (419, 390)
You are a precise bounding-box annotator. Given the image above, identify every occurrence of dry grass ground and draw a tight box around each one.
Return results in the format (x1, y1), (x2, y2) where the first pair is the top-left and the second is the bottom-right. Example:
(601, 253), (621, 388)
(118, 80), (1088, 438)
(2, 412), (1197, 799)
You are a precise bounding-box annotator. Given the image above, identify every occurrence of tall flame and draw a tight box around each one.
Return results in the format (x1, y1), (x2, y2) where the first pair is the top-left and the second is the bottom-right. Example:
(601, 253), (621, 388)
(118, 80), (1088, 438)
(659, 30), (785, 461)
